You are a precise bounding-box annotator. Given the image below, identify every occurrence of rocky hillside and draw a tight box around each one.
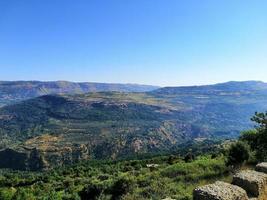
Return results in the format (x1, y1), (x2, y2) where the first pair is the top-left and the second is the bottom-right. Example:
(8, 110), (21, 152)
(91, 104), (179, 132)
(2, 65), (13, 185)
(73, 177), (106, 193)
(150, 81), (267, 137)
(0, 81), (159, 107)
(1, 81), (267, 170)
(0, 92), (189, 170)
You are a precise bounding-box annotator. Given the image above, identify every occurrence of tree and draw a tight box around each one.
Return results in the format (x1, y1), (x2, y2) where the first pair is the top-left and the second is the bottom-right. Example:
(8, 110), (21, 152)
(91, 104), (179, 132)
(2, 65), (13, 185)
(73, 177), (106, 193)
(226, 141), (249, 168)
(11, 188), (35, 200)
(79, 183), (104, 200)
(184, 152), (195, 163)
(110, 177), (134, 200)
(241, 112), (267, 161)
(0, 188), (15, 200)
(251, 111), (267, 129)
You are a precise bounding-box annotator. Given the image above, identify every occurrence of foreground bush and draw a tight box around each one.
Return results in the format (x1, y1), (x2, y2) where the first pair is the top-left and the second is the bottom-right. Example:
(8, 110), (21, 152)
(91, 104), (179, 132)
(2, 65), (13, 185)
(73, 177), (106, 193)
(226, 141), (250, 168)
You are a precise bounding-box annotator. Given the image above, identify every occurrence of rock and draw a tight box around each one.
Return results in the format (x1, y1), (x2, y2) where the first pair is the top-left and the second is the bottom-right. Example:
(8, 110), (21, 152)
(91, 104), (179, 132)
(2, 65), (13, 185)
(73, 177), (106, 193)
(193, 181), (249, 200)
(232, 170), (267, 197)
(146, 164), (160, 168)
(256, 163), (267, 174)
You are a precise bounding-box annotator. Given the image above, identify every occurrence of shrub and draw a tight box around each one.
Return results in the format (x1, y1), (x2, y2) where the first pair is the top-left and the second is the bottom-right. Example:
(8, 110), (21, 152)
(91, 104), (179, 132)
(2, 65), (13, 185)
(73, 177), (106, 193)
(241, 112), (267, 161)
(110, 177), (134, 200)
(184, 152), (195, 163)
(226, 141), (250, 168)
(79, 183), (104, 200)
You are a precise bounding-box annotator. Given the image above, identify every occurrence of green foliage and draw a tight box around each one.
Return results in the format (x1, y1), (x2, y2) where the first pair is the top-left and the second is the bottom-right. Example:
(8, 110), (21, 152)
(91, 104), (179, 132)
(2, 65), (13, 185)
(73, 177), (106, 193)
(11, 188), (36, 200)
(226, 141), (250, 167)
(161, 156), (227, 181)
(251, 111), (267, 129)
(241, 112), (267, 161)
(79, 183), (105, 200)
(110, 177), (134, 200)
(0, 155), (229, 200)
(183, 152), (195, 163)
(0, 188), (16, 200)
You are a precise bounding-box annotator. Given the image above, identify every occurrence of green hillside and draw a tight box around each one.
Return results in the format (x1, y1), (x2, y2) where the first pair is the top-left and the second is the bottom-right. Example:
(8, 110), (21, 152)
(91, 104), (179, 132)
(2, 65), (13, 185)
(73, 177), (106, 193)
(0, 81), (267, 170)
(0, 154), (230, 200)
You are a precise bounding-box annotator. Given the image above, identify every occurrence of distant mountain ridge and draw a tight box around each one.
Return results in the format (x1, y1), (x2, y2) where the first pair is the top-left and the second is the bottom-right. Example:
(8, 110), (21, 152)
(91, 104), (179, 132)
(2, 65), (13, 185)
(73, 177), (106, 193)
(0, 81), (159, 107)
(153, 81), (267, 94)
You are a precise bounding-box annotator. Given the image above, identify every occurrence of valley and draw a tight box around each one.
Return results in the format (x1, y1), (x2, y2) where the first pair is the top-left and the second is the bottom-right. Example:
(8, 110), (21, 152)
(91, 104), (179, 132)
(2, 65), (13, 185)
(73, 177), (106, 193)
(0, 81), (267, 170)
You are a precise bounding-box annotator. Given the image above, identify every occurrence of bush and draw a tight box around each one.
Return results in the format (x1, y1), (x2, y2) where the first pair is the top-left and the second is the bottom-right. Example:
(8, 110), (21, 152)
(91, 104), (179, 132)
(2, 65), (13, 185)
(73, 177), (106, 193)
(11, 188), (35, 200)
(226, 141), (250, 168)
(79, 183), (104, 200)
(241, 112), (267, 161)
(0, 188), (15, 200)
(110, 177), (134, 200)
(184, 152), (195, 163)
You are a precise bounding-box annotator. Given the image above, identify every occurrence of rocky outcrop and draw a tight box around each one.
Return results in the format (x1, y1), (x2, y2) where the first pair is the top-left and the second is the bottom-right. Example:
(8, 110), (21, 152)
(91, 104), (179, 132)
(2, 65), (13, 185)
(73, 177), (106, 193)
(0, 148), (30, 170)
(232, 170), (267, 197)
(193, 181), (249, 200)
(255, 163), (267, 174)
(193, 163), (267, 200)
(0, 143), (90, 171)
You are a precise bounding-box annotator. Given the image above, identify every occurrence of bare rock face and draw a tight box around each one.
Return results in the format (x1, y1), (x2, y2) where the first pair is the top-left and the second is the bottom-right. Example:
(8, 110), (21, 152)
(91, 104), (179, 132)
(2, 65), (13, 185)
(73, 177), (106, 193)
(232, 170), (267, 197)
(193, 181), (249, 200)
(0, 143), (90, 171)
(256, 163), (267, 174)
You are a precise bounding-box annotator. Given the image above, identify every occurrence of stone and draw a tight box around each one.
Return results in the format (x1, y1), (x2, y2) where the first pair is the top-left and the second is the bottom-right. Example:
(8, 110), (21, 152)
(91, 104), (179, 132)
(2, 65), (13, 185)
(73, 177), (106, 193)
(193, 181), (249, 200)
(256, 163), (267, 174)
(232, 170), (267, 197)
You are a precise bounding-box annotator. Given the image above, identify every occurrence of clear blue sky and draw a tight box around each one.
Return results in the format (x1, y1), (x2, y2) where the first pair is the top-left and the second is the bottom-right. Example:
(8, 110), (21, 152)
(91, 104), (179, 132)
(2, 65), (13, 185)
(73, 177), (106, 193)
(0, 0), (266, 86)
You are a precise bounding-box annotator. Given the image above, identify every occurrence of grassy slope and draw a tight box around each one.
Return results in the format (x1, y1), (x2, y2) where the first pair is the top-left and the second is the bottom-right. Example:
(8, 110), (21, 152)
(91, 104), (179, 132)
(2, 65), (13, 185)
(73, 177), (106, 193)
(0, 155), (230, 200)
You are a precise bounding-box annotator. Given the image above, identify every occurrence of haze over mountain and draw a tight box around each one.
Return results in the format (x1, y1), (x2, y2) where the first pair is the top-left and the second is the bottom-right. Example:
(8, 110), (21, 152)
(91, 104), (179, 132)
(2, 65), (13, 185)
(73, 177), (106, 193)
(0, 80), (267, 170)
(0, 81), (159, 107)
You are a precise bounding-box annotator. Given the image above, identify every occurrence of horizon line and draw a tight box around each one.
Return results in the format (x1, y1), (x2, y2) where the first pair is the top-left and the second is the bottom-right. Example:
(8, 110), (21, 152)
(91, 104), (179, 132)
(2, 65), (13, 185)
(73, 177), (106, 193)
(0, 79), (265, 88)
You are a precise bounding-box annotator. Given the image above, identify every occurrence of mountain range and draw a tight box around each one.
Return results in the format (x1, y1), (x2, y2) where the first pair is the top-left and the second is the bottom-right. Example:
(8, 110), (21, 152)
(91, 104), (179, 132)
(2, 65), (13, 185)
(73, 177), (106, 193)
(0, 80), (267, 170)
(0, 81), (159, 107)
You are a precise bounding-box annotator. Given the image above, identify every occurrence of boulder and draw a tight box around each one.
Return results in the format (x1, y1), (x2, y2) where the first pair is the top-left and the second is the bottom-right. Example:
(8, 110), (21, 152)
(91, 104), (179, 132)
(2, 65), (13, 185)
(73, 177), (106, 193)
(193, 181), (249, 200)
(256, 163), (267, 174)
(232, 170), (267, 197)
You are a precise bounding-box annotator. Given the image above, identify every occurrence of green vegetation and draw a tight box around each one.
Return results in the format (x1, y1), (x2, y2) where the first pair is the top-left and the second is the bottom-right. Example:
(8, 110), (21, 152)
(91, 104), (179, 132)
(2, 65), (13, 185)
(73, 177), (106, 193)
(226, 141), (250, 168)
(0, 82), (267, 199)
(1, 100), (267, 199)
(223, 111), (267, 170)
(2, 81), (267, 169)
(0, 155), (229, 200)
(241, 112), (267, 161)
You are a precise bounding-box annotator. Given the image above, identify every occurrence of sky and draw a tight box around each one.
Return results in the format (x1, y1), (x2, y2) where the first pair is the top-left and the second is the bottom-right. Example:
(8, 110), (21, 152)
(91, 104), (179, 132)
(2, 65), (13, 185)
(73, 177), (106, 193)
(0, 0), (267, 86)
